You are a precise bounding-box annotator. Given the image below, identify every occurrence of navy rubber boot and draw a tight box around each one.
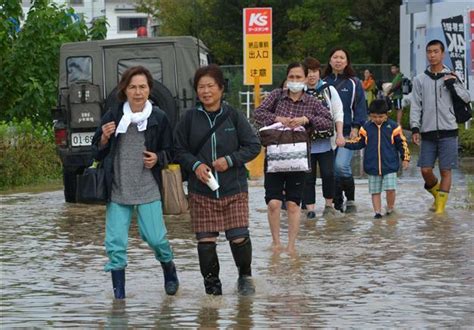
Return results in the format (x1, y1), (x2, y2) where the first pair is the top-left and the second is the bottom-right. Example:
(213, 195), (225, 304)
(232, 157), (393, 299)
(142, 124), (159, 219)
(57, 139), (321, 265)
(161, 261), (179, 296)
(111, 269), (126, 299)
(197, 242), (222, 296)
(230, 237), (255, 296)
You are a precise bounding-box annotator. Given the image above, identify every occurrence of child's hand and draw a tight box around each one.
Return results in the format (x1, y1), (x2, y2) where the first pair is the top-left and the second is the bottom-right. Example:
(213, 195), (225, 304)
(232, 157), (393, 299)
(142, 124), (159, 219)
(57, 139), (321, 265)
(402, 160), (409, 170)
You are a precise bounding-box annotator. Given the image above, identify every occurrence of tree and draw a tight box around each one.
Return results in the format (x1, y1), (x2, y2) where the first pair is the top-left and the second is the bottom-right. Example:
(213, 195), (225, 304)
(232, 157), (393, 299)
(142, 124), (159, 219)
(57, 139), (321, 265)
(137, 0), (400, 65)
(348, 0), (400, 64)
(0, 0), (108, 124)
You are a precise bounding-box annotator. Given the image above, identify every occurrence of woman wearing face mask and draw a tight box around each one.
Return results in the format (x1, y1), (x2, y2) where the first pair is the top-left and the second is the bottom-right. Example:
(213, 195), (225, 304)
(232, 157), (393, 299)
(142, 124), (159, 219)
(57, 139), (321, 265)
(254, 62), (332, 254)
(322, 48), (367, 213)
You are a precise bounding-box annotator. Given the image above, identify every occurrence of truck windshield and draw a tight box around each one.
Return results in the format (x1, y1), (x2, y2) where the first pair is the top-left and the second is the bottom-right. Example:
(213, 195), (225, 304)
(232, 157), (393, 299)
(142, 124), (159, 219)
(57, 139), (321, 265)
(118, 58), (163, 83)
(67, 57), (92, 85)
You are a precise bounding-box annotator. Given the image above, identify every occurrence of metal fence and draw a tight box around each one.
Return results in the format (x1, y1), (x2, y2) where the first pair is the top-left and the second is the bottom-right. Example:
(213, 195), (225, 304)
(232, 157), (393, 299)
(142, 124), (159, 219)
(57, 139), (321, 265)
(221, 64), (393, 116)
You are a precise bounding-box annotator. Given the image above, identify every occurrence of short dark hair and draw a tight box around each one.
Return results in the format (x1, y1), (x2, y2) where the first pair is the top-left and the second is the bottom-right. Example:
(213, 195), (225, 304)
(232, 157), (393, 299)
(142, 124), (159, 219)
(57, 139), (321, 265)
(391, 64), (399, 69)
(303, 57), (321, 71)
(322, 47), (356, 78)
(193, 64), (225, 91)
(369, 99), (389, 114)
(117, 66), (154, 102)
(426, 39), (445, 52)
(286, 62), (308, 77)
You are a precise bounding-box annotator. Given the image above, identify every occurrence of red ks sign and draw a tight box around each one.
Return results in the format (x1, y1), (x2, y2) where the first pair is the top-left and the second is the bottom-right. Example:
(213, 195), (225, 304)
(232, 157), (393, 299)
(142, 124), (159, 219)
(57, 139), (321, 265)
(244, 8), (272, 34)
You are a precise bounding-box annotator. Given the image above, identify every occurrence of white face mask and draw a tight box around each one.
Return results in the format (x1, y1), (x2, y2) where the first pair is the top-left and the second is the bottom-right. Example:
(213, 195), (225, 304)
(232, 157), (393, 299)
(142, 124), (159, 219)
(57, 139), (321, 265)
(287, 81), (306, 93)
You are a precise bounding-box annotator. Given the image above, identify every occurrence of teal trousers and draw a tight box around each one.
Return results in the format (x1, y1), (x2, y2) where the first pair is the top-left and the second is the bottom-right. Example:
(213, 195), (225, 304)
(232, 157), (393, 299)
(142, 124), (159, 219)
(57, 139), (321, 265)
(104, 200), (173, 272)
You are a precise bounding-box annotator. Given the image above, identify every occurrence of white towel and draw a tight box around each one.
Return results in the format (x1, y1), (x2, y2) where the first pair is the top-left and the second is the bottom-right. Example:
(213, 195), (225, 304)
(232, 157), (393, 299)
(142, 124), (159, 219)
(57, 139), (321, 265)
(115, 100), (152, 136)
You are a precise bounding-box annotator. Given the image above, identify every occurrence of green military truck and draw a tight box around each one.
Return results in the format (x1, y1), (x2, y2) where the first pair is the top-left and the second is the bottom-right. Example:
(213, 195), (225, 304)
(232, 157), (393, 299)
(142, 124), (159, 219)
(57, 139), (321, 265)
(52, 36), (210, 202)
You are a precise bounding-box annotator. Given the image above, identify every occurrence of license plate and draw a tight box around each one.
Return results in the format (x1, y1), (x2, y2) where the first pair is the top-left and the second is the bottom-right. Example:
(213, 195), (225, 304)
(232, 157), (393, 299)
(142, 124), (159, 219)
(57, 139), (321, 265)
(71, 132), (95, 146)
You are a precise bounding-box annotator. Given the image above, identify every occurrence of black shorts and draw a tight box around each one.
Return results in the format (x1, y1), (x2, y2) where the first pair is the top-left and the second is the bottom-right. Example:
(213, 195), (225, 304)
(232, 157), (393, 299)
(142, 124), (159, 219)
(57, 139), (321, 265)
(391, 98), (402, 110)
(264, 171), (307, 204)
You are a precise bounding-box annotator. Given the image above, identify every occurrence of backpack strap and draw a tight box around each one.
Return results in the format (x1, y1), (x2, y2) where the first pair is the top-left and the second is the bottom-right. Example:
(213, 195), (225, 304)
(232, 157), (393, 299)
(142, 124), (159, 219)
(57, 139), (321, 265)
(424, 69), (446, 81)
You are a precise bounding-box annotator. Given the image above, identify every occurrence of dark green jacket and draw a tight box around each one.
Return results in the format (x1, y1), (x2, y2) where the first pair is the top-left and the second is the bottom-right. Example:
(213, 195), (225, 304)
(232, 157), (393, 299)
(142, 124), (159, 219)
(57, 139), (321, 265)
(174, 103), (261, 199)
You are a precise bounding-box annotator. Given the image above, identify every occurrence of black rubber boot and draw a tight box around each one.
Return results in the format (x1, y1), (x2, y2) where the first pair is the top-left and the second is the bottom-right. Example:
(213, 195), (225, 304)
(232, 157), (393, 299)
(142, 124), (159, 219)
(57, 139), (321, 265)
(342, 176), (355, 201)
(333, 177), (344, 212)
(230, 237), (255, 296)
(342, 177), (356, 213)
(197, 242), (222, 296)
(111, 269), (125, 299)
(161, 260), (179, 295)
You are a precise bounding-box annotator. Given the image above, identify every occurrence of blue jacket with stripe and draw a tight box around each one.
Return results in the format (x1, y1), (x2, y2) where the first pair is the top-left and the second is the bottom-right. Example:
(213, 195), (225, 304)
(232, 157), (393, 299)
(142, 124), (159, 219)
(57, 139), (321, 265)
(324, 74), (367, 135)
(344, 119), (410, 176)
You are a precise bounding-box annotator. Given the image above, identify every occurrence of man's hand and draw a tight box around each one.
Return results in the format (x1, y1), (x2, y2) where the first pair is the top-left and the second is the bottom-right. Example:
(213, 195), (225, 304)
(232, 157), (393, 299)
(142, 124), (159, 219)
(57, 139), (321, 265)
(412, 132), (420, 146)
(212, 157), (229, 172)
(195, 163), (212, 184)
(402, 160), (409, 170)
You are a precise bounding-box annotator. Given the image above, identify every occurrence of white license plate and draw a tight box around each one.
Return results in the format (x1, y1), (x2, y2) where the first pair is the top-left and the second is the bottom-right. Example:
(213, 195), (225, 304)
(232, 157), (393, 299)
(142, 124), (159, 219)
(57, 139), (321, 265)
(71, 132), (95, 146)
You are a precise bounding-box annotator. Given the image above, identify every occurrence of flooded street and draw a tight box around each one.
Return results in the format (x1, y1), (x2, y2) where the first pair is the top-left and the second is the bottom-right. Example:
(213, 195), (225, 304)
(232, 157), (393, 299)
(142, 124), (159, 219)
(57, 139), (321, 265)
(1, 159), (473, 327)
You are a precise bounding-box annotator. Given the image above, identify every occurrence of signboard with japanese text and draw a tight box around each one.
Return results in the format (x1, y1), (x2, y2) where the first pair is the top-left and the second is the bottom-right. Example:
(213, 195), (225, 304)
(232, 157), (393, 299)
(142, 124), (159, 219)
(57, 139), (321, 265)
(243, 7), (272, 85)
(470, 10), (474, 74)
(441, 15), (467, 84)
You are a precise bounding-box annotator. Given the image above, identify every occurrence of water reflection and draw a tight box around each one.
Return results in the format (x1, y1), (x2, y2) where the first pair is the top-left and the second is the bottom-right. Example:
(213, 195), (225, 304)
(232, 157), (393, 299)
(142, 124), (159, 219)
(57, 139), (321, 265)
(1, 160), (473, 327)
(105, 300), (128, 329)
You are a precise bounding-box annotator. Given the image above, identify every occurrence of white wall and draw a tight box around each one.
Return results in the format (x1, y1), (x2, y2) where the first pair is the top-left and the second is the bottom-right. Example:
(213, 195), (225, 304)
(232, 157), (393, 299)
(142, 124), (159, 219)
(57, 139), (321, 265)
(21, 0), (148, 39)
(400, 0), (473, 98)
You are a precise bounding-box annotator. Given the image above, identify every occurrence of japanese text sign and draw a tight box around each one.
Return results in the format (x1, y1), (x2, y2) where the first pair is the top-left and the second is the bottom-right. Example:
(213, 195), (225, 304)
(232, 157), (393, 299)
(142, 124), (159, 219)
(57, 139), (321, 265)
(243, 7), (272, 85)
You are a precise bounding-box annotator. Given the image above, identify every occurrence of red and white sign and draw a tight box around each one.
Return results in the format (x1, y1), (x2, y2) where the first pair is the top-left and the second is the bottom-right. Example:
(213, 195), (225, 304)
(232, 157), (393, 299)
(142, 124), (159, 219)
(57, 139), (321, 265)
(244, 8), (272, 35)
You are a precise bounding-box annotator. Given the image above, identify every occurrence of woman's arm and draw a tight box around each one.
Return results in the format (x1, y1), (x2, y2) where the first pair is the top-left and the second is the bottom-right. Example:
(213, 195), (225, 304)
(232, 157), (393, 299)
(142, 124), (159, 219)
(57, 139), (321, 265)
(254, 88), (282, 126)
(91, 110), (115, 161)
(226, 110), (261, 168)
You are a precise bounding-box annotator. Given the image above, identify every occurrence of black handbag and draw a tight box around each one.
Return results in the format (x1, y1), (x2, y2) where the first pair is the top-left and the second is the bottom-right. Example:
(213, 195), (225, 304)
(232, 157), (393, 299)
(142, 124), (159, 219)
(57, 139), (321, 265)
(76, 161), (107, 203)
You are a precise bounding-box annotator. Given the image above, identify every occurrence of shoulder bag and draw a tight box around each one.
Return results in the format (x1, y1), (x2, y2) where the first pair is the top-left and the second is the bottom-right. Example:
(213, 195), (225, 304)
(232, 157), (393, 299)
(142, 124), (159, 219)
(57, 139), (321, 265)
(259, 123), (310, 173)
(76, 160), (106, 204)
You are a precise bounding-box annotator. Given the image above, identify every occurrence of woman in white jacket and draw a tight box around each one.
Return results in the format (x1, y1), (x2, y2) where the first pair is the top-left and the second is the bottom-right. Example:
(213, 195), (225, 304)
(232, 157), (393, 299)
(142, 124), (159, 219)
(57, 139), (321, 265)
(302, 57), (345, 218)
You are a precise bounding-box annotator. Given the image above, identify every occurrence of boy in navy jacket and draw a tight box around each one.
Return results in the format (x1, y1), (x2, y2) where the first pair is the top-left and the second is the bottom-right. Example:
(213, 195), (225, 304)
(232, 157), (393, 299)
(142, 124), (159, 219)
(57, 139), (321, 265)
(342, 100), (410, 218)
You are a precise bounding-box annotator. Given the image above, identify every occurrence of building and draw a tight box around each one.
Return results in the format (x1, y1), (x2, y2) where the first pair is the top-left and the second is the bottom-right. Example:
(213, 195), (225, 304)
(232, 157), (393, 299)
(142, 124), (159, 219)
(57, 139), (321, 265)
(21, 0), (156, 39)
(400, 0), (473, 98)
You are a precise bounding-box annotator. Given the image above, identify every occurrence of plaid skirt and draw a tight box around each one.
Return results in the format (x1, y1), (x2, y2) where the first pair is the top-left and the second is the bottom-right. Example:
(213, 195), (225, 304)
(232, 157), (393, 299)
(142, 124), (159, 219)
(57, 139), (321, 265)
(189, 192), (249, 233)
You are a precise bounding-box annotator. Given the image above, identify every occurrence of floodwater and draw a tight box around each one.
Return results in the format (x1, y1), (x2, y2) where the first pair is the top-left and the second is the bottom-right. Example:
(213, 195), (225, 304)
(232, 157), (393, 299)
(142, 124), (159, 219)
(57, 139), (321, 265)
(1, 156), (473, 328)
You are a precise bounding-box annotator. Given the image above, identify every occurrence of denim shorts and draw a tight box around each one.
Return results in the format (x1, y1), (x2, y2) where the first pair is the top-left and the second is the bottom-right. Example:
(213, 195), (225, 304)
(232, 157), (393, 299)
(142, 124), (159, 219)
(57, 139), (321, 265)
(368, 172), (397, 194)
(418, 137), (458, 170)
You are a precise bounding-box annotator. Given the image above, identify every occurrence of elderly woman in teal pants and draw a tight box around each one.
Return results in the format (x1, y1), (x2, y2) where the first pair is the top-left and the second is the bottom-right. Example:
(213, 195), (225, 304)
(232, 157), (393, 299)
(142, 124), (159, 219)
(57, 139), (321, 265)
(92, 66), (178, 299)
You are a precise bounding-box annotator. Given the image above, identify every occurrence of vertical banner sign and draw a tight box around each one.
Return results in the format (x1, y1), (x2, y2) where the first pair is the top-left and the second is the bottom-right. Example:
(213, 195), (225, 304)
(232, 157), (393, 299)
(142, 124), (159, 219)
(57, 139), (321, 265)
(243, 8), (272, 85)
(470, 10), (474, 74)
(441, 15), (467, 84)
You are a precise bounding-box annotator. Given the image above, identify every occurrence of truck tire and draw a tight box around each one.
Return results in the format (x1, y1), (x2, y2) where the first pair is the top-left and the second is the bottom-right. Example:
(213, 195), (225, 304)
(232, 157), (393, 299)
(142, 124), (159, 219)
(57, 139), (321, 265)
(104, 80), (178, 128)
(63, 167), (78, 203)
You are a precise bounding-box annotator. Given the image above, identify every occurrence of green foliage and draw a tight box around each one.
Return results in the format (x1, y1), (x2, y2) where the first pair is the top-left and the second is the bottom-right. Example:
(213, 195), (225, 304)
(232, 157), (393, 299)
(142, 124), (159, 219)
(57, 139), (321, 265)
(0, 120), (62, 189)
(388, 104), (410, 130)
(89, 16), (109, 40)
(459, 125), (474, 156)
(137, 0), (400, 65)
(0, 0), (107, 125)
